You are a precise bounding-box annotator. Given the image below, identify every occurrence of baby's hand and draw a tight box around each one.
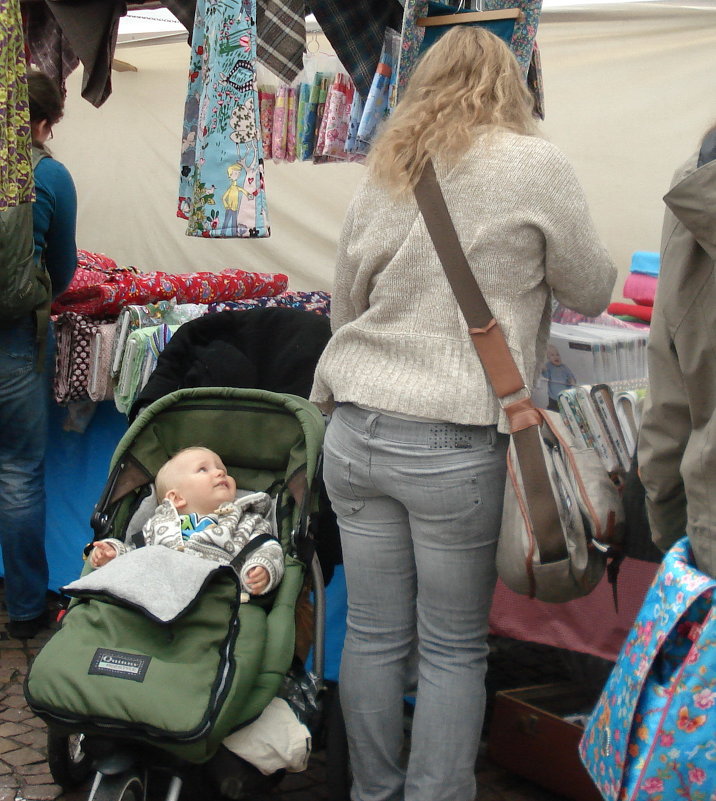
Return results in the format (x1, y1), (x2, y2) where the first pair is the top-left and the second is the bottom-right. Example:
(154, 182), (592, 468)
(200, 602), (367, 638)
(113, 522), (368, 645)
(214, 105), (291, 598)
(245, 566), (270, 595)
(90, 541), (118, 568)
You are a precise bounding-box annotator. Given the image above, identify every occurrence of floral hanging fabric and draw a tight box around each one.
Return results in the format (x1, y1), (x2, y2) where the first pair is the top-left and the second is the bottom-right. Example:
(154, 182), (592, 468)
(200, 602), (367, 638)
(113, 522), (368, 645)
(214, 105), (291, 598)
(1, 0), (34, 209)
(396, 0), (544, 117)
(178, 0), (270, 238)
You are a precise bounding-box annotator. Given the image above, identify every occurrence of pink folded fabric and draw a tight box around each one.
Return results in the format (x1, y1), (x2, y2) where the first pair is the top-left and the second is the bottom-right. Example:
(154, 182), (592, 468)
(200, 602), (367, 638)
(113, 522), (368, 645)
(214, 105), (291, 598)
(622, 272), (658, 306)
(259, 89), (275, 160)
(551, 303), (644, 330)
(272, 84), (288, 161)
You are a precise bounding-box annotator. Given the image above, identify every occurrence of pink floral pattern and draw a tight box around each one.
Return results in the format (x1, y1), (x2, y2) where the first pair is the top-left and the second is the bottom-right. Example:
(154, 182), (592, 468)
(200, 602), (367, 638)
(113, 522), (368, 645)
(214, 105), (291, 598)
(271, 84), (288, 161)
(315, 75), (354, 158)
(258, 89), (275, 159)
(580, 538), (716, 801)
(53, 262), (288, 318)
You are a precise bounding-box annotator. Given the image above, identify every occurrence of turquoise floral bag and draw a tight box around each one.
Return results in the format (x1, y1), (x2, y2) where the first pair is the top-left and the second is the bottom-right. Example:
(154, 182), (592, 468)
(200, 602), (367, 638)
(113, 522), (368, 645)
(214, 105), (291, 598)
(579, 538), (716, 800)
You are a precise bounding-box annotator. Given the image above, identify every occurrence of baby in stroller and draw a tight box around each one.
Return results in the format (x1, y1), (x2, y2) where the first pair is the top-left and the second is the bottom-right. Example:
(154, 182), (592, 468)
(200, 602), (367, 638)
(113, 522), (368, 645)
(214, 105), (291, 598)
(89, 446), (284, 597)
(25, 387), (327, 801)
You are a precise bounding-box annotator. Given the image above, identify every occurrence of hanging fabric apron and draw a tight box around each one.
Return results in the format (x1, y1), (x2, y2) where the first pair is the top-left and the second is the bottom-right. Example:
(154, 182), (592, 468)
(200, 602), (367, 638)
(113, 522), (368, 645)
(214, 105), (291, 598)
(178, 0), (270, 239)
(1, 0), (34, 209)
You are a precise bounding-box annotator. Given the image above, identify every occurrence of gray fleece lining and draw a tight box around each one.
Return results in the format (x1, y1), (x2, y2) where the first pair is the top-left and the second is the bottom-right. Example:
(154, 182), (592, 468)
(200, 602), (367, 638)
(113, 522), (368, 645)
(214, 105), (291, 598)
(62, 546), (230, 623)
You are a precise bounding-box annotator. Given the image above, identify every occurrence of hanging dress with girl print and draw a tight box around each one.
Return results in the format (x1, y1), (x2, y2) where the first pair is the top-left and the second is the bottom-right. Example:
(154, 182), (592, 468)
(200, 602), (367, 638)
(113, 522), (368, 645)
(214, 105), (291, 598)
(178, 0), (270, 238)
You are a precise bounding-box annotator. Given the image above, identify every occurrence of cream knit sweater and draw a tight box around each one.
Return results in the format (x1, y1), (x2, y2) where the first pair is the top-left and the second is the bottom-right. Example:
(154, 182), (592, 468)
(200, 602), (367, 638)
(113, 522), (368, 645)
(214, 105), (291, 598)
(310, 132), (616, 432)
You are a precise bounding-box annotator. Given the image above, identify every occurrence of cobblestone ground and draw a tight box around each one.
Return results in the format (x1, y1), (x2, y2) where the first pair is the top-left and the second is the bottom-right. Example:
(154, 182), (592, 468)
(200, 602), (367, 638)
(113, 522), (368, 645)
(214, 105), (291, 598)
(1, 589), (571, 801)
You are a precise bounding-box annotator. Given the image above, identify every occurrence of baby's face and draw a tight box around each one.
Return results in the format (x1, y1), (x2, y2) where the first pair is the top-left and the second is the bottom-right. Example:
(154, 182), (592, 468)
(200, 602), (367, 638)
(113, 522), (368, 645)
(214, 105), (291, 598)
(547, 348), (562, 366)
(166, 448), (236, 516)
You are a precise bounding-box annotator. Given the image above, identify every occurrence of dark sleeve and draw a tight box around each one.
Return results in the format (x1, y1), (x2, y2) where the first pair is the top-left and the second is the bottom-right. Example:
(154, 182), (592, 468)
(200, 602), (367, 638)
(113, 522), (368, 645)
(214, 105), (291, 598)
(33, 157), (78, 298)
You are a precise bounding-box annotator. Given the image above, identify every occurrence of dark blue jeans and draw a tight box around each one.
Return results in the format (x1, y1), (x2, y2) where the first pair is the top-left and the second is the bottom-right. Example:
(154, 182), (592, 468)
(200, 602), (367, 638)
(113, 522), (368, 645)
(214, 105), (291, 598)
(0, 316), (49, 621)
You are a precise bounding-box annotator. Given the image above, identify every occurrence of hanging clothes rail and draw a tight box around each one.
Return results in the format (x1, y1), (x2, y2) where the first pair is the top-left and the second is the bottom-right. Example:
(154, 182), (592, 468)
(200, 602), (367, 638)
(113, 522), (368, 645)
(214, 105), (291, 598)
(416, 9), (521, 26)
(416, 0), (523, 27)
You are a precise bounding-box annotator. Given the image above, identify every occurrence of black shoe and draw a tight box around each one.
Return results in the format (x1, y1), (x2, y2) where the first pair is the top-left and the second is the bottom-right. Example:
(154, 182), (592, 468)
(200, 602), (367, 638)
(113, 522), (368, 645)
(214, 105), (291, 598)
(7, 610), (49, 640)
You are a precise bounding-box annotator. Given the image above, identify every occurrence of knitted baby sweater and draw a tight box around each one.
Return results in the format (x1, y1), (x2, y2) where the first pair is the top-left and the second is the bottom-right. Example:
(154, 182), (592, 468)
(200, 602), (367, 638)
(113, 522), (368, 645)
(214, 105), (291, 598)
(310, 132), (616, 432)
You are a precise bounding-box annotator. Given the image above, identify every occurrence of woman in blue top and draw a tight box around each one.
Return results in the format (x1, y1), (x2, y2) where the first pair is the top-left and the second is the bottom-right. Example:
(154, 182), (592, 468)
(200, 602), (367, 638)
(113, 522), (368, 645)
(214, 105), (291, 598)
(1, 70), (77, 640)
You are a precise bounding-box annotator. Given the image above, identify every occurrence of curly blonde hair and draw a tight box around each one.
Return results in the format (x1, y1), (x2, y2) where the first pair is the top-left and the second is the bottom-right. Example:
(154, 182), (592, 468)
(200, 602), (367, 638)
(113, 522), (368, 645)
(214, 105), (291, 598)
(368, 26), (537, 195)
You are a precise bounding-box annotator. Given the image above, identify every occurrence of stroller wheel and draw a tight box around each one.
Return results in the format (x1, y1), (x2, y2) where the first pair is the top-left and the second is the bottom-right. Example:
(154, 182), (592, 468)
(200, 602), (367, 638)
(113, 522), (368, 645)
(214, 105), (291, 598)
(47, 729), (92, 790)
(92, 770), (144, 801)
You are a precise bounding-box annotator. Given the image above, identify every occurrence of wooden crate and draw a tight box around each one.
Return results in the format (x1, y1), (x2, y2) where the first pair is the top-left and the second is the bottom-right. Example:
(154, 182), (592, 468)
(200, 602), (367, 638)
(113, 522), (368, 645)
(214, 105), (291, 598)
(487, 682), (603, 801)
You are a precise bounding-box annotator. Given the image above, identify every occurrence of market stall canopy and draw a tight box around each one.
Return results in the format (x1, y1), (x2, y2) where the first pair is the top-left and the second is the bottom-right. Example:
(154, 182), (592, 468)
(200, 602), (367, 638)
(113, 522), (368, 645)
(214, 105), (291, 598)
(42, 1), (716, 294)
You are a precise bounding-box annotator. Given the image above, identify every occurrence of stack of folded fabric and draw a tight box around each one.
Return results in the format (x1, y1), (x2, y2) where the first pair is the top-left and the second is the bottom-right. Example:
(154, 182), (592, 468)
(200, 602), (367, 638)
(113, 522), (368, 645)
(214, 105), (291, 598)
(54, 312), (105, 404)
(50, 249), (294, 414)
(114, 324), (181, 415)
(53, 261), (289, 318)
(88, 321), (118, 402)
(607, 251), (660, 325)
(111, 300), (208, 381)
(551, 302), (644, 330)
(208, 289), (332, 316)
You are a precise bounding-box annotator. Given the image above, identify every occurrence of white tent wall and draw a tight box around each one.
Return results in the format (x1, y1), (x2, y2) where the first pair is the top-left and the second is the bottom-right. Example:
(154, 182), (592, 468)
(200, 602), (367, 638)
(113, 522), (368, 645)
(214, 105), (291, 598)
(50, 2), (716, 295)
(51, 35), (364, 291)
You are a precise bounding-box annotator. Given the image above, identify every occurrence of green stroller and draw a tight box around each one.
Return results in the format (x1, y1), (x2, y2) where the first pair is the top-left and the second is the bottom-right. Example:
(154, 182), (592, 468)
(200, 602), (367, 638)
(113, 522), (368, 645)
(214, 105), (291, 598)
(25, 386), (327, 801)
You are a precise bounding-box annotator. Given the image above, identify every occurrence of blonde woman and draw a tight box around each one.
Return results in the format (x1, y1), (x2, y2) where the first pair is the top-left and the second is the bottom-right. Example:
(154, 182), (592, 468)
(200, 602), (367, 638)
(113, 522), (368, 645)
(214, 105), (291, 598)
(310, 26), (616, 801)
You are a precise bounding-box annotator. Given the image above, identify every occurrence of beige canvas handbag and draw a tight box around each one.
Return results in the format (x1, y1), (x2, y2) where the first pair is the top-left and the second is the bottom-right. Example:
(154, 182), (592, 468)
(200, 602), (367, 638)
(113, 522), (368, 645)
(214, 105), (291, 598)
(414, 160), (624, 603)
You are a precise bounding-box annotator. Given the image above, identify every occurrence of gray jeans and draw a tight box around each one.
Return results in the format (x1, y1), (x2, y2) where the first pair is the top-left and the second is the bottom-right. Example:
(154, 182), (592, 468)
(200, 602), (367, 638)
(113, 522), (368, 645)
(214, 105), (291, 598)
(323, 403), (508, 801)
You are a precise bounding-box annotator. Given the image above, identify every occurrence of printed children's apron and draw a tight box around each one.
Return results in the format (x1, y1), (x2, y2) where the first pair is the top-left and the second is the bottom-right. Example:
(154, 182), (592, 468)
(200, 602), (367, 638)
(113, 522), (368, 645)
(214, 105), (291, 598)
(178, 0), (270, 238)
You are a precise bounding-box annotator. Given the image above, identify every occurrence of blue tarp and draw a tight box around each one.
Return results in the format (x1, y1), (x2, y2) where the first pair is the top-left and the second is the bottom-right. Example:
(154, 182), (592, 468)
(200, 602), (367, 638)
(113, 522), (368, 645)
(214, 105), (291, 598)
(0, 401), (128, 591)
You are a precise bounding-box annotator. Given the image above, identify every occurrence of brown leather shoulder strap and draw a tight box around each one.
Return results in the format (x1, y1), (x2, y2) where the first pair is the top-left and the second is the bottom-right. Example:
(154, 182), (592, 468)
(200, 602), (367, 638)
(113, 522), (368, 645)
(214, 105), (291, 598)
(414, 160), (567, 565)
(413, 160), (526, 399)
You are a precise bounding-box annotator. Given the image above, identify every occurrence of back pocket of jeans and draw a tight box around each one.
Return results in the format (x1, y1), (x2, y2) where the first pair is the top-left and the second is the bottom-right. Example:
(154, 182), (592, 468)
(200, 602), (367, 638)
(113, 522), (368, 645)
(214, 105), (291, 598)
(323, 450), (365, 518)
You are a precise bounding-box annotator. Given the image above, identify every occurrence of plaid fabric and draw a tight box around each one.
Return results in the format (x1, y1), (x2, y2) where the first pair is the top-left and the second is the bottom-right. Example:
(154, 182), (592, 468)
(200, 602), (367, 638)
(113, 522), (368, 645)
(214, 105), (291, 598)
(256, 0), (306, 84)
(308, 0), (403, 101)
(21, 2), (79, 91)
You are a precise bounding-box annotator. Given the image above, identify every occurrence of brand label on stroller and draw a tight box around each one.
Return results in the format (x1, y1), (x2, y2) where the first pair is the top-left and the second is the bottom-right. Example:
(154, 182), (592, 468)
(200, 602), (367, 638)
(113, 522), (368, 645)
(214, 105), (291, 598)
(89, 649), (151, 682)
